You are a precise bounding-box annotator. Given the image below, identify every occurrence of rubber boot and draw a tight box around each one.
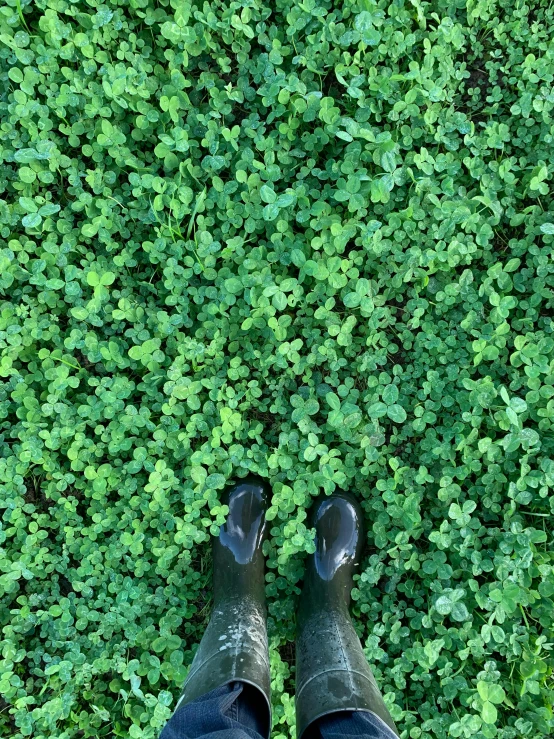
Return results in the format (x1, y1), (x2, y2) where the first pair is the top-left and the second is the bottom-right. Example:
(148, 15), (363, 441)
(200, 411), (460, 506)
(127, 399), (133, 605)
(295, 493), (398, 739)
(174, 477), (272, 737)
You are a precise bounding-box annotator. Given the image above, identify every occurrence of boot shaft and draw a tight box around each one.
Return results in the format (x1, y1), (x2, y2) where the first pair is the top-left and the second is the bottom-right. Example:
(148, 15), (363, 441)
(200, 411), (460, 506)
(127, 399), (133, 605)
(175, 477), (272, 737)
(295, 492), (399, 739)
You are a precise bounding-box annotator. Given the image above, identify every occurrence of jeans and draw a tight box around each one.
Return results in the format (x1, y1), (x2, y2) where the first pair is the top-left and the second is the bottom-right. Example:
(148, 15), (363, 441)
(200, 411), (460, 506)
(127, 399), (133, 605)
(160, 682), (398, 739)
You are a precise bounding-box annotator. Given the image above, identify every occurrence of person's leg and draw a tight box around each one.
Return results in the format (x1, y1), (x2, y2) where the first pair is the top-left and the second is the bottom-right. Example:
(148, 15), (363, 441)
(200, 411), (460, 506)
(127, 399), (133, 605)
(295, 493), (399, 739)
(160, 682), (267, 739)
(160, 478), (272, 739)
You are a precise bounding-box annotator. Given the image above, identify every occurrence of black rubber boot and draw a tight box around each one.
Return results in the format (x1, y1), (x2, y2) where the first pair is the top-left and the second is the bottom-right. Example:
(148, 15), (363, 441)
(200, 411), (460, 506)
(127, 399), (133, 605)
(295, 493), (398, 739)
(174, 477), (272, 737)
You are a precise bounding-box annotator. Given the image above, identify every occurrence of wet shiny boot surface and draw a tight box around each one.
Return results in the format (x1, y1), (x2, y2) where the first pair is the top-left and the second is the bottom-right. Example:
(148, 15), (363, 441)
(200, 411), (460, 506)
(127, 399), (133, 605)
(296, 492), (399, 739)
(175, 477), (272, 737)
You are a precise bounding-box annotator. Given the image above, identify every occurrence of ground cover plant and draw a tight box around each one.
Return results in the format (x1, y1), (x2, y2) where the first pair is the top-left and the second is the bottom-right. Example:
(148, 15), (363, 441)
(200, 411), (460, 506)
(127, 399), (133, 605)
(1, 0), (554, 737)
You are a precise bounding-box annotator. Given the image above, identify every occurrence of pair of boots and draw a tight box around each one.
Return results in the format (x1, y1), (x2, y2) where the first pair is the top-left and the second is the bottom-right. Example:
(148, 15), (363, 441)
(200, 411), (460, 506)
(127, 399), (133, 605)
(173, 478), (398, 739)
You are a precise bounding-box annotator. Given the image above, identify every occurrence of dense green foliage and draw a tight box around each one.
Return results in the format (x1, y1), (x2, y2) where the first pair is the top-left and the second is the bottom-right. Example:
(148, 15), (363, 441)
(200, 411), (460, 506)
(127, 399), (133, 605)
(1, 0), (554, 737)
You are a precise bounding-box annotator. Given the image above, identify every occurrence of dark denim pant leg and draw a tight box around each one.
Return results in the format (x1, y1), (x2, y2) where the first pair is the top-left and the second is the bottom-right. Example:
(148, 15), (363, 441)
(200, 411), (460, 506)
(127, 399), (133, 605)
(160, 684), (398, 739)
(159, 682), (266, 739)
(316, 711), (399, 739)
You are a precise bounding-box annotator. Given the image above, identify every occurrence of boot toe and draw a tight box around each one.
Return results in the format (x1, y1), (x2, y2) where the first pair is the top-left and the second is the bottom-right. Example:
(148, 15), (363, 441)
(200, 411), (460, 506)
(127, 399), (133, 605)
(219, 477), (271, 565)
(311, 492), (364, 581)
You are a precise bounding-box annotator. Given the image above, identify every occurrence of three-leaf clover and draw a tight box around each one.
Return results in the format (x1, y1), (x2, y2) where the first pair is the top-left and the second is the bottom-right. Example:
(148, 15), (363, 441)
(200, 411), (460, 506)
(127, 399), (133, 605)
(477, 681), (506, 724)
(368, 384), (407, 423)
